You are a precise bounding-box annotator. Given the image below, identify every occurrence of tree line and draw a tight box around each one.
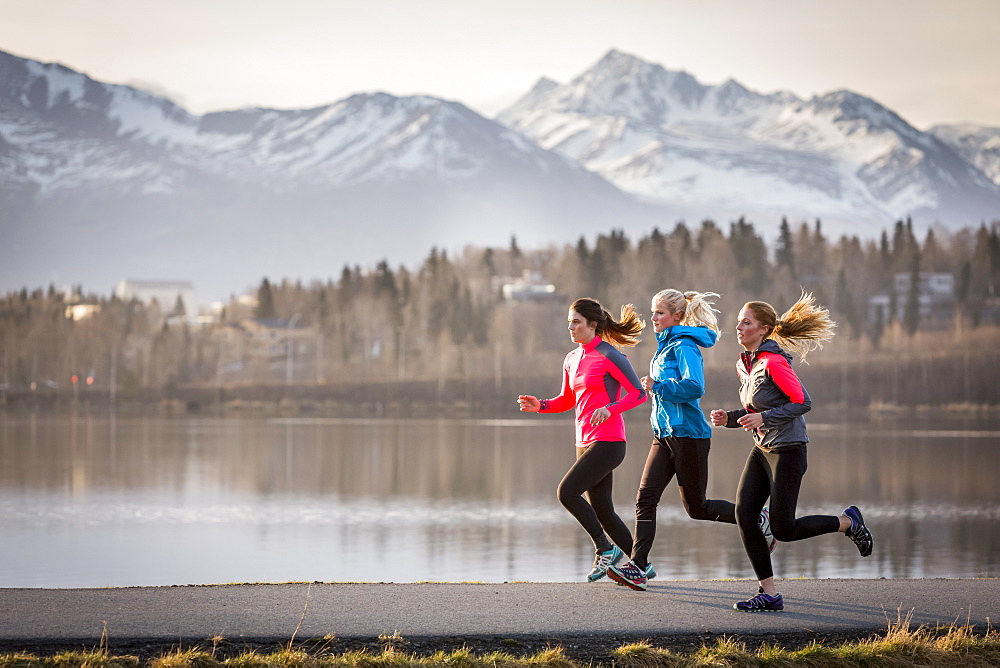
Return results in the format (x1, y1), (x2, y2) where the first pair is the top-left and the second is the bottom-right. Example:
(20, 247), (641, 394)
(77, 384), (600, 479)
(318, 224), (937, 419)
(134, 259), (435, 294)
(2, 217), (999, 411)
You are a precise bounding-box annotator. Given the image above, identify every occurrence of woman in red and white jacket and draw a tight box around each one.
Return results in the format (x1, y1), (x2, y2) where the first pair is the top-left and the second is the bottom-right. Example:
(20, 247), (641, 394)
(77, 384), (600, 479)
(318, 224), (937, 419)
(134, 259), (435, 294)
(518, 297), (647, 582)
(710, 293), (873, 612)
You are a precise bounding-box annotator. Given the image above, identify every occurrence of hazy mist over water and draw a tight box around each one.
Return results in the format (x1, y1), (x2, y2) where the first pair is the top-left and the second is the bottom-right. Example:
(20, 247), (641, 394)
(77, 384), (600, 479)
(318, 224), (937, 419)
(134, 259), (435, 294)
(0, 413), (997, 587)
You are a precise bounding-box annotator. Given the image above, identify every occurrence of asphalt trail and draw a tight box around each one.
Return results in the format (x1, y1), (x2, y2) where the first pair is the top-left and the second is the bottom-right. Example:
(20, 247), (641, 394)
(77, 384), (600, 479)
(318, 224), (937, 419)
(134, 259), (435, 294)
(1, 579), (996, 658)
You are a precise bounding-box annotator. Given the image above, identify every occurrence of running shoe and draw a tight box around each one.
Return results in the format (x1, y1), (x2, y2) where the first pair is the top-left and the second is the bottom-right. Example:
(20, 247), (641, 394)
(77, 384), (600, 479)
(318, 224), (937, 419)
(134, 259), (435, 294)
(616, 562), (656, 587)
(587, 545), (624, 582)
(759, 506), (777, 553)
(734, 587), (784, 612)
(844, 505), (873, 557)
(607, 560), (648, 591)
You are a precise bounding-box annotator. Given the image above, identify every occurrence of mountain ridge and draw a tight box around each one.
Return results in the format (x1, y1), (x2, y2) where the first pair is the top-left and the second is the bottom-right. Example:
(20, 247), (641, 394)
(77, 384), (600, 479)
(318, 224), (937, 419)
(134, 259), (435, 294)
(0, 49), (675, 300)
(2, 47), (998, 302)
(496, 49), (1000, 233)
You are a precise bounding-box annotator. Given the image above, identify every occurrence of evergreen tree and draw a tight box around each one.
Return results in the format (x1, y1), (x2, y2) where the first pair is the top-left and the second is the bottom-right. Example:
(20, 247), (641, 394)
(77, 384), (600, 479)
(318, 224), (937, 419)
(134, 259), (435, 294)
(776, 217), (795, 276)
(254, 278), (276, 319)
(670, 222), (692, 284)
(373, 260), (397, 300)
(637, 227), (670, 295)
(922, 228), (943, 271)
(575, 236), (590, 271)
(171, 294), (186, 318)
(729, 217), (768, 292)
(509, 235), (523, 275)
(988, 225), (1000, 298)
(956, 260), (972, 327)
(902, 253), (921, 335)
(871, 303), (885, 347)
(834, 267), (859, 337)
(672, 221), (692, 251)
(482, 248), (496, 277)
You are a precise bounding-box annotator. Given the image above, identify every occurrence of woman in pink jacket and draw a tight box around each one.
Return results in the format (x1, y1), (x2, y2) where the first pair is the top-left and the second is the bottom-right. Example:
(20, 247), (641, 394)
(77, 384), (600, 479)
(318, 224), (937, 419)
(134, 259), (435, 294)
(518, 297), (647, 582)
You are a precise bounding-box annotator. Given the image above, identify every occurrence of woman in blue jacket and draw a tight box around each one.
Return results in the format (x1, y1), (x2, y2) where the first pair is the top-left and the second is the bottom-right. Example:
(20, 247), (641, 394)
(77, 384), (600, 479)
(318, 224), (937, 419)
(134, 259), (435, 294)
(609, 289), (771, 591)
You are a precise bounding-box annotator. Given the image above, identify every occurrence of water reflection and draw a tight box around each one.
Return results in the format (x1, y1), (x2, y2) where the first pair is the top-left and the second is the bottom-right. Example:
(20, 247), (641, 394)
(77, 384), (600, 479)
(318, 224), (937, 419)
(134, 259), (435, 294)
(0, 413), (997, 587)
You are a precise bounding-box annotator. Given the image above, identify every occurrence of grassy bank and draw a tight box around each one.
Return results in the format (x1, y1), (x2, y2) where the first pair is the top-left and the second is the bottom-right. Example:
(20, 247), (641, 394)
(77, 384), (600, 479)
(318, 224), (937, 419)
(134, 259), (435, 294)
(1, 620), (997, 667)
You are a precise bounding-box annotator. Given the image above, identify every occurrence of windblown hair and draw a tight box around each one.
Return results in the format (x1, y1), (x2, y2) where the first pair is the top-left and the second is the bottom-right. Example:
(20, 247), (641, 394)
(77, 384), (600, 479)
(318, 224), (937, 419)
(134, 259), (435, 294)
(743, 291), (836, 361)
(571, 297), (644, 348)
(653, 289), (721, 334)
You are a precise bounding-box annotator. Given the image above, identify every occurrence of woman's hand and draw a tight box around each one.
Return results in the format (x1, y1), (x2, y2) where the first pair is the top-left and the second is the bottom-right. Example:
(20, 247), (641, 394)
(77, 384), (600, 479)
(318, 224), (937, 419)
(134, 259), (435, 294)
(709, 409), (728, 426)
(640, 375), (652, 391)
(517, 395), (540, 412)
(589, 406), (611, 425)
(737, 412), (764, 431)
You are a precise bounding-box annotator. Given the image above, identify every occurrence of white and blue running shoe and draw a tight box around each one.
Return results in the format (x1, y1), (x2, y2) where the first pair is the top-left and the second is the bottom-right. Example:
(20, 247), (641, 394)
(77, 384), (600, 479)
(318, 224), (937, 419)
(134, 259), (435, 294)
(587, 545), (624, 582)
(615, 561), (656, 587)
(608, 560), (648, 591)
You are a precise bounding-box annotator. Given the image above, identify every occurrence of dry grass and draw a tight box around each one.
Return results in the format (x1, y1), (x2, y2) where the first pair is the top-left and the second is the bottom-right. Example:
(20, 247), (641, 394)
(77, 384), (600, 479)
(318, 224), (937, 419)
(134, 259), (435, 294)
(1, 620), (997, 667)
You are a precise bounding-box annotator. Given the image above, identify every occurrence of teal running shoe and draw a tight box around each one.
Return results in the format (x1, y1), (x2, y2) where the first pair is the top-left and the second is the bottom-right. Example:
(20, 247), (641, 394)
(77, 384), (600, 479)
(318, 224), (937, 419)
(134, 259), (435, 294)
(587, 545), (624, 582)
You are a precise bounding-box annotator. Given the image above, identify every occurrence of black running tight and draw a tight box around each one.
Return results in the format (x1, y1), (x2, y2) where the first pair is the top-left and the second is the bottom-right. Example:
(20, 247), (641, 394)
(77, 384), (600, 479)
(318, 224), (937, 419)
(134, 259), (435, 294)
(736, 443), (841, 581)
(631, 436), (736, 569)
(557, 441), (633, 555)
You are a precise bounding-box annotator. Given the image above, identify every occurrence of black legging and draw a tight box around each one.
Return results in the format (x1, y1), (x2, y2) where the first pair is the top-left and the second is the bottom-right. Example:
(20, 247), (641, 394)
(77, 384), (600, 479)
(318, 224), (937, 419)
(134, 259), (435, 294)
(557, 441), (633, 554)
(631, 436), (736, 569)
(736, 443), (841, 580)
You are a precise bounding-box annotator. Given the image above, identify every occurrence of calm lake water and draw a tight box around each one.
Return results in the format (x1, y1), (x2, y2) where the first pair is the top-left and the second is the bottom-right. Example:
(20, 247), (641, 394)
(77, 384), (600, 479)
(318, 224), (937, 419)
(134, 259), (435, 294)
(0, 411), (997, 587)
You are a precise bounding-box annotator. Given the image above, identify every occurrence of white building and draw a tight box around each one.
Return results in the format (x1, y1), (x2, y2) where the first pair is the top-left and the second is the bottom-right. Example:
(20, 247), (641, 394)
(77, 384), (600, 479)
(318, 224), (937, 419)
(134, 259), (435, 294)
(893, 272), (954, 297)
(115, 280), (196, 319)
(500, 272), (558, 301)
(65, 304), (101, 321)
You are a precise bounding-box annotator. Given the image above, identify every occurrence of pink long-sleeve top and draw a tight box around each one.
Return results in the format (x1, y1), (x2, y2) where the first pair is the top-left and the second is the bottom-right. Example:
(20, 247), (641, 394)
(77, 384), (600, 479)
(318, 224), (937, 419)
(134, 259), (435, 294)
(539, 336), (647, 446)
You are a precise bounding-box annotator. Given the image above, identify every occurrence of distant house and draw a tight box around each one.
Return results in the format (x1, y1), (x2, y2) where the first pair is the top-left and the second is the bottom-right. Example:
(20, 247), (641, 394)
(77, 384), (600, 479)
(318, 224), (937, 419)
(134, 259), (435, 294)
(894, 272), (954, 298)
(500, 272), (558, 301)
(64, 304), (101, 321)
(215, 318), (317, 384)
(115, 280), (196, 320)
(868, 272), (955, 325)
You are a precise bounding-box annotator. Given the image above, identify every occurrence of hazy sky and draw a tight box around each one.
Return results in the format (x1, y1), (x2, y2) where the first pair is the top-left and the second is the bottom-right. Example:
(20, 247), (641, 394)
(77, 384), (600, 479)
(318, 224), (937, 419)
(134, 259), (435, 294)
(1, 0), (998, 129)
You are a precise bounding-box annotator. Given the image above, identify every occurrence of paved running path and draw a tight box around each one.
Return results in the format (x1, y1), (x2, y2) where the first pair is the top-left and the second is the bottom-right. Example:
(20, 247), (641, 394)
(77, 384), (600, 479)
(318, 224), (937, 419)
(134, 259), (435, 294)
(1, 579), (997, 650)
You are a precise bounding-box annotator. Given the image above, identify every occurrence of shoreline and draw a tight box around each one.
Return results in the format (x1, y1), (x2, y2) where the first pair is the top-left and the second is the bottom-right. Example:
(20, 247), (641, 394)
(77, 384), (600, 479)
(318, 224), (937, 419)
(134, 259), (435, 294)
(2, 396), (998, 418)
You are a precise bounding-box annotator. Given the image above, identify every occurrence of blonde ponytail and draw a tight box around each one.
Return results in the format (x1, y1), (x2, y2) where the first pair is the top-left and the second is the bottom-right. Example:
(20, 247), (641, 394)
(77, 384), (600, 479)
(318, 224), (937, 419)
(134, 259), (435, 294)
(745, 291), (836, 361)
(652, 289), (721, 333)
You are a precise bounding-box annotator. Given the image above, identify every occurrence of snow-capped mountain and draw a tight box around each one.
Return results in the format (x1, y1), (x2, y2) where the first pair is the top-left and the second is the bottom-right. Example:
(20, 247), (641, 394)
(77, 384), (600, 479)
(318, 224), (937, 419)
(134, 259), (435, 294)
(3, 47), (999, 300)
(929, 124), (1000, 187)
(0, 49), (669, 299)
(497, 49), (1000, 232)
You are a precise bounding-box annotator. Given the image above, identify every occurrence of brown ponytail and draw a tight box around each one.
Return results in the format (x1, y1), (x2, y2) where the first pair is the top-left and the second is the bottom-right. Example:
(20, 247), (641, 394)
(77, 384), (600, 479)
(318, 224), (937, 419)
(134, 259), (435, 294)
(571, 297), (644, 348)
